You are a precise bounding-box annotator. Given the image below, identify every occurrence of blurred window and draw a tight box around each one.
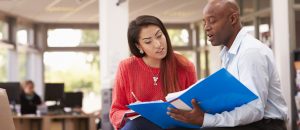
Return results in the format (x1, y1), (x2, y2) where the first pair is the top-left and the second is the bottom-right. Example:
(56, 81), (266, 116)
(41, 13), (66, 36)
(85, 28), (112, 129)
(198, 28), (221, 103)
(44, 51), (100, 113)
(17, 29), (28, 45)
(295, 11), (300, 48)
(259, 17), (271, 48)
(0, 21), (9, 41)
(0, 49), (8, 81)
(167, 29), (190, 47)
(242, 21), (255, 37)
(241, 0), (254, 15)
(176, 51), (196, 65)
(18, 52), (27, 80)
(47, 29), (99, 47)
(258, 0), (270, 10)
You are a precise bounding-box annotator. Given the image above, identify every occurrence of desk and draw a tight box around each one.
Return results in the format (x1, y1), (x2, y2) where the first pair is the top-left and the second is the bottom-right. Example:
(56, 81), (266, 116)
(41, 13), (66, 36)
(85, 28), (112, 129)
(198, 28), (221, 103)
(13, 115), (96, 130)
(13, 116), (43, 130)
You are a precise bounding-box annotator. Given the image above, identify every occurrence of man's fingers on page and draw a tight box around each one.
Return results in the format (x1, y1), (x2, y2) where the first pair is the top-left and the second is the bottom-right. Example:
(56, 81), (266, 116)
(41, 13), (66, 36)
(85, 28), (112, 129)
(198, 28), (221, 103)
(169, 112), (188, 123)
(191, 99), (201, 111)
(167, 107), (181, 114)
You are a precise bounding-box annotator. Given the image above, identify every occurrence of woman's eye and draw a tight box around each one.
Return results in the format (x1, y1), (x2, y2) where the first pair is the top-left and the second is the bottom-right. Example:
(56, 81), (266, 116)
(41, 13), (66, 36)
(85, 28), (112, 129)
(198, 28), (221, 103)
(144, 41), (151, 44)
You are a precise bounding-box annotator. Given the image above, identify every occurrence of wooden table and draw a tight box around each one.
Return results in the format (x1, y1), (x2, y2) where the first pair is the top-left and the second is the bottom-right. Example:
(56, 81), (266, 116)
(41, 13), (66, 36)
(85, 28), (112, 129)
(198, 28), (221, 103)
(13, 115), (96, 130)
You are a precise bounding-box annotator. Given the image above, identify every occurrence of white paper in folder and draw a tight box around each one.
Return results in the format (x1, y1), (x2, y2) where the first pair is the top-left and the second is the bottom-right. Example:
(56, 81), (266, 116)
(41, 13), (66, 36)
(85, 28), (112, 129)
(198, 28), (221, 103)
(0, 88), (15, 130)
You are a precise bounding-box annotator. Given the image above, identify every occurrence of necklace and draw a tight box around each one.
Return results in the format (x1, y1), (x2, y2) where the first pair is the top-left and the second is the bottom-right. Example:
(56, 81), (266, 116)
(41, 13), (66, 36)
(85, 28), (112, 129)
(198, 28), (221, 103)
(146, 65), (160, 86)
(152, 73), (159, 86)
(142, 58), (160, 86)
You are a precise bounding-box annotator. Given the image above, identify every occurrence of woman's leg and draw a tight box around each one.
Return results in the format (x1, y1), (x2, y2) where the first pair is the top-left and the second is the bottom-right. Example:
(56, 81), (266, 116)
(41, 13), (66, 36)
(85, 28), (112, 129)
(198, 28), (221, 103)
(121, 117), (163, 130)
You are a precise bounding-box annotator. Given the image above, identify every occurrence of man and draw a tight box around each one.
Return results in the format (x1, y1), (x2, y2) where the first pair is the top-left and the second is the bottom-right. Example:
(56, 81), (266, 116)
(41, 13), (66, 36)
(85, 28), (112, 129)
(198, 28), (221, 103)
(167, 0), (288, 130)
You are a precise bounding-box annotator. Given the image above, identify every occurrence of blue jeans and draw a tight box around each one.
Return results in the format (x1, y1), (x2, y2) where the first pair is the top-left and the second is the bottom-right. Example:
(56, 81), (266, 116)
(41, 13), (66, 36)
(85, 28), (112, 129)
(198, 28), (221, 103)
(121, 117), (200, 130)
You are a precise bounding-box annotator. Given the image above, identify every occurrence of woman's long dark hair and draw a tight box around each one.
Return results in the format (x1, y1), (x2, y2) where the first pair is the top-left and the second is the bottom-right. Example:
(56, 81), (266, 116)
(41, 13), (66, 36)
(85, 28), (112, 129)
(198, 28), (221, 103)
(127, 15), (188, 96)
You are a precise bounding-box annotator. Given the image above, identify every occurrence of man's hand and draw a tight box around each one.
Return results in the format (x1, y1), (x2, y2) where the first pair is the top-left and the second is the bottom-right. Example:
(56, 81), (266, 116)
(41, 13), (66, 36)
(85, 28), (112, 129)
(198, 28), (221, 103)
(167, 99), (205, 126)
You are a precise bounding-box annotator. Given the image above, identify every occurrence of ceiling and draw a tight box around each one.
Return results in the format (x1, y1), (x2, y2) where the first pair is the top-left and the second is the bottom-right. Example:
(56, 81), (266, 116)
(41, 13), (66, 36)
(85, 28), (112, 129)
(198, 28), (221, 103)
(129, 0), (207, 23)
(0, 0), (207, 24)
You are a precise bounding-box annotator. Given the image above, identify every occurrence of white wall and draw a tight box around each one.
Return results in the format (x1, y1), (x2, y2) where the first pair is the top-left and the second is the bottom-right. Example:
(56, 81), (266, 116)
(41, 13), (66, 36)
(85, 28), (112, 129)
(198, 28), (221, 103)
(99, 0), (129, 129)
(272, 0), (293, 129)
(99, 0), (130, 90)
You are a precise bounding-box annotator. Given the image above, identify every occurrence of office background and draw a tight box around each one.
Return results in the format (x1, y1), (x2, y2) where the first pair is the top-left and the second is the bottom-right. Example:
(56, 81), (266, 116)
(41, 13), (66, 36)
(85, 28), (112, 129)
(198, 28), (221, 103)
(0, 0), (298, 130)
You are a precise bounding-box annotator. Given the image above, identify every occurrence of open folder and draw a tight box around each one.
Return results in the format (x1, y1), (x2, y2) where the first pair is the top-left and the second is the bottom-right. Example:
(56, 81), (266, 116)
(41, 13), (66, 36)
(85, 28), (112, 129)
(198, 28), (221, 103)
(128, 68), (258, 129)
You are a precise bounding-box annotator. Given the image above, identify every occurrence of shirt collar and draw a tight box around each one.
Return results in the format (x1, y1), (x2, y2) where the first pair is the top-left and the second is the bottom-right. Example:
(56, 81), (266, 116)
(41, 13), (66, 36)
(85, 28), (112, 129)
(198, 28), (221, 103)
(219, 46), (228, 58)
(220, 28), (248, 57)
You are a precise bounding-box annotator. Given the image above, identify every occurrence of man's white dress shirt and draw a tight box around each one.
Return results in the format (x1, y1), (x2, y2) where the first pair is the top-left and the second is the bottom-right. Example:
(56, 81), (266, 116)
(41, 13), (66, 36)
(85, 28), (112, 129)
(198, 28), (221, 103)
(202, 28), (288, 127)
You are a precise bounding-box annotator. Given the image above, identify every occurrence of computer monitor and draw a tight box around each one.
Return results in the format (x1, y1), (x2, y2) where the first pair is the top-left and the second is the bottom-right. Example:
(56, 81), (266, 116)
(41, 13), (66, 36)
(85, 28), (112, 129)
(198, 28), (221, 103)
(63, 92), (83, 108)
(0, 82), (21, 104)
(44, 83), (64, 102)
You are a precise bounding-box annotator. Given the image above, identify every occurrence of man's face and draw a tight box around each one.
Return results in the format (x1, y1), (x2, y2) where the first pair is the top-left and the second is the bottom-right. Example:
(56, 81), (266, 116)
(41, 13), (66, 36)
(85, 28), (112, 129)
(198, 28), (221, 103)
(202, 3), (233, 46)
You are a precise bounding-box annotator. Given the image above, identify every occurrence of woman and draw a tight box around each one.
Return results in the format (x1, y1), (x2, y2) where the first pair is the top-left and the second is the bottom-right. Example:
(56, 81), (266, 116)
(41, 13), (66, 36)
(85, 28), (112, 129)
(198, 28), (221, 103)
(20, 80), (42, 115)
(109, 15), (197, 130)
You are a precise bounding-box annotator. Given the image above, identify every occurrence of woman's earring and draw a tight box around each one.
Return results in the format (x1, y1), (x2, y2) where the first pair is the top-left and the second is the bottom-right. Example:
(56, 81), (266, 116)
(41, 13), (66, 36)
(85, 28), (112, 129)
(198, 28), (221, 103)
(140, 50), (144, 54)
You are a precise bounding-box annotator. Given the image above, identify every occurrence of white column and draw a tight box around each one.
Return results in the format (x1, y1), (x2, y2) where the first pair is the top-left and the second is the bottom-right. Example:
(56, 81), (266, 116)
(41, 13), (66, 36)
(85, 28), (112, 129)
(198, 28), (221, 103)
(7, 50), (18, 82)
(272, 0), (293, 129)
(27, 52), (44, 99)
(99, 0), (129, 90)
(99, 0), (129, 129)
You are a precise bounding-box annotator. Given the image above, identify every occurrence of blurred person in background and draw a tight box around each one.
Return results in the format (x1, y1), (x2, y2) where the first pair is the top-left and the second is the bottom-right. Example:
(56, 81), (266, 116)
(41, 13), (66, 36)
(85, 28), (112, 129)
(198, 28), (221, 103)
(20, 80), (42, 115)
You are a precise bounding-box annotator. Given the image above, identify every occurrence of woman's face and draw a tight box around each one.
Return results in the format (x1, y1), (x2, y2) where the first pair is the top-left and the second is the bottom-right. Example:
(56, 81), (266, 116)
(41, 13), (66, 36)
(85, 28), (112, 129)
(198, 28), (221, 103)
(136, 25), (168, 61)
(24, 84), (34, 94)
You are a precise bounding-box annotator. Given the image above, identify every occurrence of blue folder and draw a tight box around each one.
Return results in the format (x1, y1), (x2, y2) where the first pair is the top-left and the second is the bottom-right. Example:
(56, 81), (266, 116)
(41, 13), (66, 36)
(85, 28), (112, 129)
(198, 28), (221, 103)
(128, 68), (258, 129)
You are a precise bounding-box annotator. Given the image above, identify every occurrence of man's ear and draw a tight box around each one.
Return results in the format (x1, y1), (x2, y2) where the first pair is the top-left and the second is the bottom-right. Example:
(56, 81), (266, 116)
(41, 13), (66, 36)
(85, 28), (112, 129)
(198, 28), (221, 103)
(230, 13), (238, 25)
